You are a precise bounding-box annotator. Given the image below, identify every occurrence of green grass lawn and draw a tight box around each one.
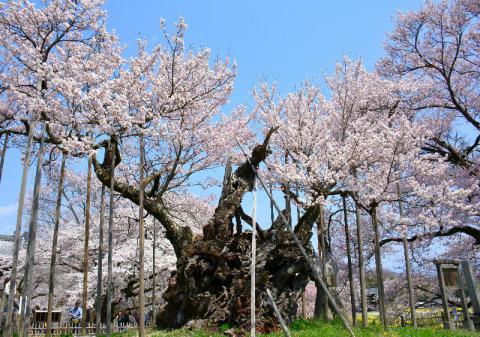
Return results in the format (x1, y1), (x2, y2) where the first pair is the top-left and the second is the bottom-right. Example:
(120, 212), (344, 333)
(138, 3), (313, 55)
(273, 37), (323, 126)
(111, 319), (479, 337)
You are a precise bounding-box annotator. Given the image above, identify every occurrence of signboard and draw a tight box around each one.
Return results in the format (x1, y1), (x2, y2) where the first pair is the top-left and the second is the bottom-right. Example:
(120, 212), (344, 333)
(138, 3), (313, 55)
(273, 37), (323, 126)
(442, 267), (459, 288)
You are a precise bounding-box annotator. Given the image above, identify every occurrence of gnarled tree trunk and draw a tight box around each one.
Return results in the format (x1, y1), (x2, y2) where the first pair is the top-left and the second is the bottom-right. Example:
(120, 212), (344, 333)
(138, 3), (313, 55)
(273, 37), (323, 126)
(92, 131), (320, 333)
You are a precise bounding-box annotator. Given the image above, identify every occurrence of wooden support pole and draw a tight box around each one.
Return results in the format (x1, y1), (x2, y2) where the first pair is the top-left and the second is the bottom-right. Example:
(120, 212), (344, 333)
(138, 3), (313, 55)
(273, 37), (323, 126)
(270, 185), (274, 226)
(342, 196), (356, 326)
(371, 206), (387, 330)
(0, 282), (6, 329)
(22, 123), (46, 337)
(46, 153), (67, 337)
(284, 153), (291, 227)
(458, 265), (474, 331)
(152, 219), (157, 325)
(82, 155), (93, 335)
(106, 141), (116, 337)
(396, 184), (417, 328)
(355, 201), (368, 327)
(3, 119), (36, 337)
(315, 205), (330, 321)
(296, 188), (306, 319)
(250, 181), (257, 337)
(138, 134), (146, 337)
(234, 138), (356, 337)
(0, 132), (9, 185)
(96, 184), (106, 336)
(462, 260), (480, 315)
(266, 289), (291, 337)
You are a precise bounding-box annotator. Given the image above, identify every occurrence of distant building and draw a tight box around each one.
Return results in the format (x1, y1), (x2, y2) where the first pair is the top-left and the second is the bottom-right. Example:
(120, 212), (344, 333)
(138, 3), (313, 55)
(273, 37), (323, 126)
(0, 234), (14, 255)
(0, 232), (27, 255)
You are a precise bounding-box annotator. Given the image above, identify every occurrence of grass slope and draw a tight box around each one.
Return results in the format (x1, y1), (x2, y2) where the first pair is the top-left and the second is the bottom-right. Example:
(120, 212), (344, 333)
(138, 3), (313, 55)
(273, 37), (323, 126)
(113, 319), (479, 337)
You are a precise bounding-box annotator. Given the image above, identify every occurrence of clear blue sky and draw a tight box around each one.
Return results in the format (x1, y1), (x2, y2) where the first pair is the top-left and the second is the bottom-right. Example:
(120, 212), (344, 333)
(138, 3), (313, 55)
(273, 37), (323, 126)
(0, 1), (424, 272)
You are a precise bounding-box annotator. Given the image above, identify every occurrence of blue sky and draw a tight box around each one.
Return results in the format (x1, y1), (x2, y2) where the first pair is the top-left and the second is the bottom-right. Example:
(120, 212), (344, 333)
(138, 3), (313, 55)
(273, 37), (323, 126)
(0, 0), (424, 270)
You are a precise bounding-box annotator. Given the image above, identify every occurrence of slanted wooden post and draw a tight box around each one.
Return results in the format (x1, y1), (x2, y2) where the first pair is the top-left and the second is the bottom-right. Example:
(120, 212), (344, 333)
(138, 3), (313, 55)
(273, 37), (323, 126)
(250, 180), (257, 337)
(396, 184), (417, 328)
(106, 140), (116, 337)
(270, 185), (274, 226)
(3, 119), (36, 337)
(0, 279), (7, 330)
(82, 155), (93, 335)
(234, 137), (356, 337)
(138, 134), (146, 337)
(22, 123), (46, 337)
(458, 264), (474, 331)
(46, 153), (67, 337)
(96, 184), (106, 336)
(342, 196), (356, 326)
(435, 262), (454, 330)
(355, 201), (368, 327)
(462, 260), (480, 315)
(266, 289), (291, 337)
(371, 205), (387, 330)
(0, 132), (9, 185)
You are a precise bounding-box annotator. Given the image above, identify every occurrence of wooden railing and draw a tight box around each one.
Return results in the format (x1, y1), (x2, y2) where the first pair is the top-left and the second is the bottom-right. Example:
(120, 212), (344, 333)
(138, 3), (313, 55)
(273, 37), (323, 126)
(27, 321), (154, 336)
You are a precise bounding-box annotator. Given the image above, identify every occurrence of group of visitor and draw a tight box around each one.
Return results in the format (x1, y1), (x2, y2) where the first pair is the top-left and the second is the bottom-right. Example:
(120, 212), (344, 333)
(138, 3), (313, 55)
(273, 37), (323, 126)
(2, 284), (155, 334)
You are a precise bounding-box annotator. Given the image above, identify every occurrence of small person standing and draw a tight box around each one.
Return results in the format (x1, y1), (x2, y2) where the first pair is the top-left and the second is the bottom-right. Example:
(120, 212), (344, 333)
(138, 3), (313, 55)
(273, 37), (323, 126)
(69, 301), (82, 333)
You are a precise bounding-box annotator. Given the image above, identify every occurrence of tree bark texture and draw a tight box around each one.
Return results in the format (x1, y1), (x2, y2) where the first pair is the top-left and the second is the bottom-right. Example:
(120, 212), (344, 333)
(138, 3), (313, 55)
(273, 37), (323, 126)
(92, 131), (324, 333)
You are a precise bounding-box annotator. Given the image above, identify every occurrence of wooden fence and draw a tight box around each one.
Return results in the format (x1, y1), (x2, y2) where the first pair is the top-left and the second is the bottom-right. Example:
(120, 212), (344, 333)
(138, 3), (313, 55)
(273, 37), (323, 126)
(24, 321), (154, 336)
(396, 311), (466, 329)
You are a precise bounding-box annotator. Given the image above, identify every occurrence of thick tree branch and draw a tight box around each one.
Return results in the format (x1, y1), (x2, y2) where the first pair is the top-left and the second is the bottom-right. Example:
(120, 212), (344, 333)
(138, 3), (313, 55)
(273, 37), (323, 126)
(380, 225), (480, 246)
(92, 140), (193, 258)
